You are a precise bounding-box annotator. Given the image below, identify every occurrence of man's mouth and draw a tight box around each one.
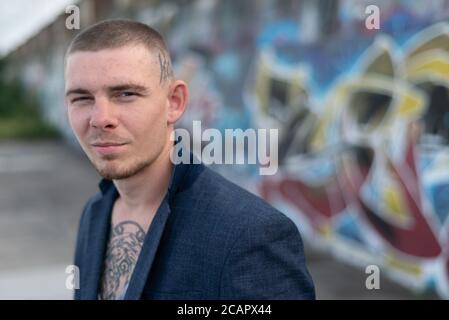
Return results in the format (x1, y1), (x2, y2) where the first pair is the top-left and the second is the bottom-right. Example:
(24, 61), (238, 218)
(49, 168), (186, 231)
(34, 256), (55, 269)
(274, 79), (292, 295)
(91, 141), (129, 155)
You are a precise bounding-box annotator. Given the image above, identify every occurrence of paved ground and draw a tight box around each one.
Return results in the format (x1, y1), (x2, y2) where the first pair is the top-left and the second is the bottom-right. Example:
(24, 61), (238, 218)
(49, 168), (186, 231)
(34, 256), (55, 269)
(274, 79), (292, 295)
(0, 139), (98, 299)
(0, 140), (440, 299)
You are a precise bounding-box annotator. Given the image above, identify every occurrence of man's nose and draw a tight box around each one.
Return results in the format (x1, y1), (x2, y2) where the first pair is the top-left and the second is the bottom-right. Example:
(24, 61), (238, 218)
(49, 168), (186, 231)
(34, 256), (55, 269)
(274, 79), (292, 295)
(89, 98), (118, 129)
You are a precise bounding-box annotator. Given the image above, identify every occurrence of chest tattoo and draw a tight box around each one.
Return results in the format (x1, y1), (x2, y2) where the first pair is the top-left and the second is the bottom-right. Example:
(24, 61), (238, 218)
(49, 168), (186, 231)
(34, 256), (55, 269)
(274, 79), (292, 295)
(100, 220), (146, 300)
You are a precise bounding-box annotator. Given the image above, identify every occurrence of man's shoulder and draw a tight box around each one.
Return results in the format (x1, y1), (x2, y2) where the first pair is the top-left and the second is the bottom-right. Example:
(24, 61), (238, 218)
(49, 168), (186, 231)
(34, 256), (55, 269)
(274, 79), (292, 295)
(183, 164), (292, 225)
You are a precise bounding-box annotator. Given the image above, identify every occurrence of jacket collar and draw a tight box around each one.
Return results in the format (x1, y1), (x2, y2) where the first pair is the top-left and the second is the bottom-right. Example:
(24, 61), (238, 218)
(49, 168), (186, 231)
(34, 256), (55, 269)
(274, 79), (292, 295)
(97, 157), (187, 199)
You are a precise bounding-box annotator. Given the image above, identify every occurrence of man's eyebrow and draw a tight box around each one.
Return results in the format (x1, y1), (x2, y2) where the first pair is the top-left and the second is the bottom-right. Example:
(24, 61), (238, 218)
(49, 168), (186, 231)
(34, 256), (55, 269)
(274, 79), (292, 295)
(65, 88), (91, 97)
(107, 84), (149, 93)
(65, 84), (149, 97)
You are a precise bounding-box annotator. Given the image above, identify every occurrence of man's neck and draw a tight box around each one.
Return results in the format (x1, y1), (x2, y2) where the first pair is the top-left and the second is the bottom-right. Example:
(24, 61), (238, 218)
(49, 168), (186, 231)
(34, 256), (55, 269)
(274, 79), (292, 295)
(112, 142), (173, 214)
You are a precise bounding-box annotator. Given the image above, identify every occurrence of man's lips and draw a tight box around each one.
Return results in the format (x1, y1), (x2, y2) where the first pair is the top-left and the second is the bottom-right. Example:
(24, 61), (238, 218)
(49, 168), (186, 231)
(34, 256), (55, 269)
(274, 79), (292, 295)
(91, 142), (129, 155)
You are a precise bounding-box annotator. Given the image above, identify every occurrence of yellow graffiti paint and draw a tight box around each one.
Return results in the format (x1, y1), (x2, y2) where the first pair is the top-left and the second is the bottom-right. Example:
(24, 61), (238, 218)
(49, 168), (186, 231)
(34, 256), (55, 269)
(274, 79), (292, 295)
(383, 186), (411, 227)
(406, 56), (449, 84)
(385, 255), (423, 276)
(396, 91), (426, 119)
(318, 222), (333, 239)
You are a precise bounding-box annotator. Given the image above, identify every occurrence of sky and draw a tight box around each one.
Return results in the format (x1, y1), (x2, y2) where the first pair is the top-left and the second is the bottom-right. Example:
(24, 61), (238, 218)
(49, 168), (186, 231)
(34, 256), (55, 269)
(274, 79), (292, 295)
(0, 0), (77, 57)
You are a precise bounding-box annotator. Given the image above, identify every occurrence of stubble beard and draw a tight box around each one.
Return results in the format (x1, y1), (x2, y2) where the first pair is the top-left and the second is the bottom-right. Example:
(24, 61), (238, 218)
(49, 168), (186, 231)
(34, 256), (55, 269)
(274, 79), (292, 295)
(92, 153), (154, 180)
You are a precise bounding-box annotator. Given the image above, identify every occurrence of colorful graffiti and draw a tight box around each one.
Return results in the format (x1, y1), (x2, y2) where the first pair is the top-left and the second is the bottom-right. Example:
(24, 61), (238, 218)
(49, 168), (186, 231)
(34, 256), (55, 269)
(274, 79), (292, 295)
(248, 22), (449, 298)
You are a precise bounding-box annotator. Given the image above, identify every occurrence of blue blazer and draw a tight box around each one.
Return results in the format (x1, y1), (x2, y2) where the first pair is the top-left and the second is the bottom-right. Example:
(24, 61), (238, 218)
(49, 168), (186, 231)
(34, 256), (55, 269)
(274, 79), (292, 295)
(74, 161), (315, 300)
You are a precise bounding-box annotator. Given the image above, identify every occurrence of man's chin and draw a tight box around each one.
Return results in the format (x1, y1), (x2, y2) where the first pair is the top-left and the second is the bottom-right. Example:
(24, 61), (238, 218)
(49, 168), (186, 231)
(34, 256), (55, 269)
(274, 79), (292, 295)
(93, 158), (152, 180)
(95, 163), (129, 180)
(97, 168), (131, 180)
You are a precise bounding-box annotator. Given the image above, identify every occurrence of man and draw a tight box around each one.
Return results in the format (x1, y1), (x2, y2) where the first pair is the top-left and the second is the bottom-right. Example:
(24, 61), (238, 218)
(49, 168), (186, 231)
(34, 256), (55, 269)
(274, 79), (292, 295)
(65, 19), (315, 300)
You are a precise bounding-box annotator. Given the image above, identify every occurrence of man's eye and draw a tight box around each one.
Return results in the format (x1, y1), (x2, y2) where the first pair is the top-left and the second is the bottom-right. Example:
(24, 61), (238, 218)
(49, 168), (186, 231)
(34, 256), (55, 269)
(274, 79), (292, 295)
(119, 92), (137, 97)
(115, 91), (140, 102)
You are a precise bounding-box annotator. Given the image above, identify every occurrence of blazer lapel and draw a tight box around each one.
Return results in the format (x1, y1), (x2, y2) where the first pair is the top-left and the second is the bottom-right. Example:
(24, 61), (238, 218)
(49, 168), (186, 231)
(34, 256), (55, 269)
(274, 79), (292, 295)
(82, 182), (117, 300)
(124, 161), (191, 300)
(123, 194), (171, 300)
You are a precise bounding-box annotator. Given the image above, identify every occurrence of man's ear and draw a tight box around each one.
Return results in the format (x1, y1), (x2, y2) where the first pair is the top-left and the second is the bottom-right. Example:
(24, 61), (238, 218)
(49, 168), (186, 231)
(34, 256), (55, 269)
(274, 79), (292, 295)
(167, 80), (188, 125)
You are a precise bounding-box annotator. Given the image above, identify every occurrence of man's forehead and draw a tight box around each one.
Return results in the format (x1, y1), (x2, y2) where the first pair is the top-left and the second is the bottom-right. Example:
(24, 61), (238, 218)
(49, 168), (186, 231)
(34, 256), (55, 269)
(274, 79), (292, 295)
(66, 45), (159, 72)
(65, 46), (160, 89)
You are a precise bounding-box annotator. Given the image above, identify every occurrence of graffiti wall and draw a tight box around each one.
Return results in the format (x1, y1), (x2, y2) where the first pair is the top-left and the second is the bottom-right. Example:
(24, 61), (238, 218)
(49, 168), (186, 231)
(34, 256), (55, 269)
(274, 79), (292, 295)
(165, 0), (449, 298)
(255, 23), (449, 298)
(248, 2), (449, 298)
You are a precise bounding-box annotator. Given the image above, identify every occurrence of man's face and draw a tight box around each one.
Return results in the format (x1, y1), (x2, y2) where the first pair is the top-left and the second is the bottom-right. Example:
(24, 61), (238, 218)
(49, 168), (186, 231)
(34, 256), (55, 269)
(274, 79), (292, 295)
(65, 44), (171, 180)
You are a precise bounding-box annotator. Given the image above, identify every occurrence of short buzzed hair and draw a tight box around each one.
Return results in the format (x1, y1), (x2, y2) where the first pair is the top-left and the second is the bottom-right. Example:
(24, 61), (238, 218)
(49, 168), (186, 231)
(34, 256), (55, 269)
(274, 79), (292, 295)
(66, 19), (173, 83)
